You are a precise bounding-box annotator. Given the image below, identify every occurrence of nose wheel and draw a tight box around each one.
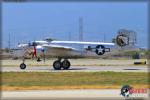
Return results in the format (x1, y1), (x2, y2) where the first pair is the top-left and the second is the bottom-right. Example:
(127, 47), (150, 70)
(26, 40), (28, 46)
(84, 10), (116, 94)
(20, 58), (27, 69)
(20, 63), (26, 69)
(53, 59), (71, 70)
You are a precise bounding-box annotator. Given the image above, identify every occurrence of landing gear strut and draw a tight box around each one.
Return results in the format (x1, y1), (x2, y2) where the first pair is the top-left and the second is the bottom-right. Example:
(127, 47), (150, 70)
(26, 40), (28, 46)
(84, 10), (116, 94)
(53, 58), (71, 70)
(20, 58), (26, 69)
(19, 57), (42, 70)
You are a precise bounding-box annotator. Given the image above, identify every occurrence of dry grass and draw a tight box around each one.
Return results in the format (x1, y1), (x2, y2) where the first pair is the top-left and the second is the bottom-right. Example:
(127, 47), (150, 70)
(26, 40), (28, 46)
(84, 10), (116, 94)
(2, 85), (149, 91)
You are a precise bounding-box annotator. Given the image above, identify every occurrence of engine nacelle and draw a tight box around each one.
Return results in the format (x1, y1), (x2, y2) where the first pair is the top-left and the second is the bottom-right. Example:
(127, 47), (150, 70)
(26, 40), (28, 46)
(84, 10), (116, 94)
(115, 29), (137, 47)
(116, 33), (129, 47)
(95, 45), (105, 55)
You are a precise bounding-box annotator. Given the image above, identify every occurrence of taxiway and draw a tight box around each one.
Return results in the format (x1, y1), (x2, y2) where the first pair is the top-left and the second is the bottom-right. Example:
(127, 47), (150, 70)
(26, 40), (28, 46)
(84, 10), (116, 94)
(1, 89), (148, 99)
(1, 65), (148, 72)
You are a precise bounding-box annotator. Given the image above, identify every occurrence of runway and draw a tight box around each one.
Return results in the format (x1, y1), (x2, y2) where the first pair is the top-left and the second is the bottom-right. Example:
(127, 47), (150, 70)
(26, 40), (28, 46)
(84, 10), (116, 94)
(1, 65), (148, 72)
(1, 89), (148, 99)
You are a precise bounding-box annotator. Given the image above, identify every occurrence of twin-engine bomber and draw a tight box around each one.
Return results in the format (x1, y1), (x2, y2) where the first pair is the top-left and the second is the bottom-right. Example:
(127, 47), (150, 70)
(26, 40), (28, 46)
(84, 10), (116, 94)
(14, 31), (132, 70)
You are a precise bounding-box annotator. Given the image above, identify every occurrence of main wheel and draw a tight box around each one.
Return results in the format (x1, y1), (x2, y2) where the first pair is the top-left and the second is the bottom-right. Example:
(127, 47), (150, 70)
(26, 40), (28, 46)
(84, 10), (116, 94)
(62, 60), (71, 70)
(20, 63), (26, 69)
(53, 60), (62, 70)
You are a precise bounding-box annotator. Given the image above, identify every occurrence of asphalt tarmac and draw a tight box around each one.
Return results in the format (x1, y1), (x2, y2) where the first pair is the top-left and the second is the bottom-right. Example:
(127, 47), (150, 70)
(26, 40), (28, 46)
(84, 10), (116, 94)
(1, 89), (148, 99)
(1, 65), (148, 72)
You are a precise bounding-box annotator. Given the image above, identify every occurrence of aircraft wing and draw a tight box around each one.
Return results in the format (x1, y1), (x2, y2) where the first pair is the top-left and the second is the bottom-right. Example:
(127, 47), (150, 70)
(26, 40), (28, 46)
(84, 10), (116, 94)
(43, 44), (78, 51)
(51, 41), (115, 46)
(42, 44), (81, 57)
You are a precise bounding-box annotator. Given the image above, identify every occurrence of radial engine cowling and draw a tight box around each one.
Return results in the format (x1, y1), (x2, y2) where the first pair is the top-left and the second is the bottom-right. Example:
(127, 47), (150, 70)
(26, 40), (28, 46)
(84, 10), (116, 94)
(116, 33), (129, 47)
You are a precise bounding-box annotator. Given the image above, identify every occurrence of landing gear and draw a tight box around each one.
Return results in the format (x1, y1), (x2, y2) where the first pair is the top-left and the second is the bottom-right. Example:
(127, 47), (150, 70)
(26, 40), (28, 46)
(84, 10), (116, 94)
(53, 60), (62, 70)
(19, 57), (71, 70)
(20, 57), (27, 69)
(20, 63), (26, 69)
(53, 58), (71, 70)
(62, 59), (70, 70)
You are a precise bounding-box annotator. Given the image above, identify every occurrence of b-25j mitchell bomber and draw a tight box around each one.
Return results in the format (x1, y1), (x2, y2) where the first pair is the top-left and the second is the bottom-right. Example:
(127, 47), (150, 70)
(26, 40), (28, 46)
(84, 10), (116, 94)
(14, 31), (133, 70)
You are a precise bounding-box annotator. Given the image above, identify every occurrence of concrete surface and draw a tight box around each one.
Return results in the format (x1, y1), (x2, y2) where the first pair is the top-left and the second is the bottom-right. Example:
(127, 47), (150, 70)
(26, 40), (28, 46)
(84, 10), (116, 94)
(1, 65), (148, 72)
(1, 89), (149, 99)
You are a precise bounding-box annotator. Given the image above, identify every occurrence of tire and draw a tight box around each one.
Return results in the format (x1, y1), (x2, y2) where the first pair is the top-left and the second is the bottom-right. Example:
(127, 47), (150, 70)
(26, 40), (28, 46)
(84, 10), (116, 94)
(20, 63), (26, 69)
(62, 60), (70, 70)
(53, 60), (62, 70)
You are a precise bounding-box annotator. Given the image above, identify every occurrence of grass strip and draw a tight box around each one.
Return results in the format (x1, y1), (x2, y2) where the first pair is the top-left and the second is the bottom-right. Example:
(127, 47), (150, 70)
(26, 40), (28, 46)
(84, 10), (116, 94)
(1, 72), (149, 90)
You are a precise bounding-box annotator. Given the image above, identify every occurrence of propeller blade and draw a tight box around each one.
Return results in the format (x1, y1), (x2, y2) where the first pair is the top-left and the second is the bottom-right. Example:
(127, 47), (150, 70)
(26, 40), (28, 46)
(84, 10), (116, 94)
(42, 48), (45, 63)
(43, 52), (45, 63)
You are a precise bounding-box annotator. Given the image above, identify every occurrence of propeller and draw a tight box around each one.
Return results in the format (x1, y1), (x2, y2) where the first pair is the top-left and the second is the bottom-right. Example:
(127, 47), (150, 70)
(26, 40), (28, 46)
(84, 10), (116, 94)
(116, 34), (129, 47)
(41, 48), (46, 63)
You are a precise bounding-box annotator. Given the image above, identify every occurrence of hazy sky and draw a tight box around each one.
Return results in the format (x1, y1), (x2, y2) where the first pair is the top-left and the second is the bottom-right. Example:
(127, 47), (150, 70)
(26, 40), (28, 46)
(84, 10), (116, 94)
(2, 2), (148, 48)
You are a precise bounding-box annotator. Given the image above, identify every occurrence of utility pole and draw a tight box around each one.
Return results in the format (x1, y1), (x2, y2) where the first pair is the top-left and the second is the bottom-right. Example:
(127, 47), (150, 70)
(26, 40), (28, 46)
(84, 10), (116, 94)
(8, 33), (11, 49)
(79, 17), (84, 51)
(79, 17), (83, 41)
(69, 32), (71, 41)
(42, 33), (45, 40)
(104, 33), (106, 42)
